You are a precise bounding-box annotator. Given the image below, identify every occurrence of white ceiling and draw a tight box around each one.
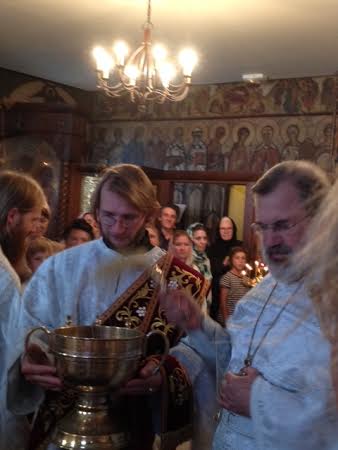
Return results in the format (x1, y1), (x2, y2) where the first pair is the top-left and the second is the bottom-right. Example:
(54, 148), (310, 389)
(1, 0), (338, 91)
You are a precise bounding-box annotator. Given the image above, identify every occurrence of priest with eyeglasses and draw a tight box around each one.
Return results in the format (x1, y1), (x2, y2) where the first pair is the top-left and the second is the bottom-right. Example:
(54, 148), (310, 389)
(5, 164), (208, 450)
(164, 161), (338, 450)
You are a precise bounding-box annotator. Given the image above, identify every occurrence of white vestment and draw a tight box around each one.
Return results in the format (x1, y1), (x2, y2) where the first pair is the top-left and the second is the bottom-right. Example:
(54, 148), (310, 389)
(6, 239), (165, 450)
(173, 274), (338, 450)
(0, 246), (28, 450)
(6, 239), (215, 450)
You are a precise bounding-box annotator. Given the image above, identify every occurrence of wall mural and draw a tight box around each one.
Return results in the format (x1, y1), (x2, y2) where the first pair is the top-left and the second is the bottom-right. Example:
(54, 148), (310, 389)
(0, 69), (92, 115)
(0, 70), (334, 235)
(93, 76), (336, 121)
(89, 115), (335, 175)
(88, 113), (335, 227)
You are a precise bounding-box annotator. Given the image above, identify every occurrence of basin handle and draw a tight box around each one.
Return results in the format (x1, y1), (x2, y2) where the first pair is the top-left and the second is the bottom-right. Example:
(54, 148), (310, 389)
(25, 326), (51, 353)
(144, 330), (170, 374)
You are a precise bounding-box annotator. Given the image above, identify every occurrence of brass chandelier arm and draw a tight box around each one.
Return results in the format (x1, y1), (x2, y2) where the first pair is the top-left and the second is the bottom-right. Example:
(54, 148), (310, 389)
(92, 0), (198, 111)
(97, 73), (191, 103)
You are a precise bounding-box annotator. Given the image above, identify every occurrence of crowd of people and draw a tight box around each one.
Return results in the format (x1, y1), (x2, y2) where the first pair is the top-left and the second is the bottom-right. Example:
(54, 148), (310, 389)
(0, 160), (338, 450)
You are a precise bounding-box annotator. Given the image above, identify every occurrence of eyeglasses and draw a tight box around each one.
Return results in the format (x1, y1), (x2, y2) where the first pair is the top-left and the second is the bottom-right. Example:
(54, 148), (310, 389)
(251, 215), (309, 234)
(99, 211), (144, 228)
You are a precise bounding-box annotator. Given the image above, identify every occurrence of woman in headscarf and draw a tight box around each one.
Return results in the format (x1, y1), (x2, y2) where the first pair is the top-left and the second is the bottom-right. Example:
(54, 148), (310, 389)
(187, 223), (212, 313)
(207, 216), (242, 322)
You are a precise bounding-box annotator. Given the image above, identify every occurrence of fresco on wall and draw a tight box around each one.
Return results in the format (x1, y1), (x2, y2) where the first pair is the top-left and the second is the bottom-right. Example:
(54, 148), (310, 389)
(88, 73), (337, 230)
(0, 80), (77, 110)
(88, 114), (335, 225)
(0, 67), (93, 116)
(89, 115), (335, 175)
(93, 76), (336, 121)
(0, 136), (61, 234)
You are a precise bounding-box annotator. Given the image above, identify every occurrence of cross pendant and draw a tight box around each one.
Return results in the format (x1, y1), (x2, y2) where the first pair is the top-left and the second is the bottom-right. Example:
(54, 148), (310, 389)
(237, 356), (252, 376)
(244, 357), (252, 367)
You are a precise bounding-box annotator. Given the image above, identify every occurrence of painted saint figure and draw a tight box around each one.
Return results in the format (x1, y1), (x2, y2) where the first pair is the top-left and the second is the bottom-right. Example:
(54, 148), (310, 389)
(122, 126), (145, 166)
(281, 124), (301, 161)
(186, 128), (207, 225)
(316, 123), (334, 172)
(145, 128), (166, 169)
(228, 127), (250, 171)
(165, 127), (187, 204)
(107, 128), (125, 165)
(207, 126), (226, 171)
(164, 127), (186, 171)
(251, 125), (280, 173)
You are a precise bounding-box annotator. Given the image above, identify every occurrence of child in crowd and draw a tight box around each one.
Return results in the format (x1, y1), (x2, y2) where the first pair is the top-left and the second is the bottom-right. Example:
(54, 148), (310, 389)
(187, 223), (212, 312)
(26, 237), (55, 274)
(23, 237), (63, 290)
(218, 246), (251, 325)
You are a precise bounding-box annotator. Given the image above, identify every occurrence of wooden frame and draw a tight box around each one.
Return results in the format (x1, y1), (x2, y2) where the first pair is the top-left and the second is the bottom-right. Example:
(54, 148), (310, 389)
(143, 168), (258, 256)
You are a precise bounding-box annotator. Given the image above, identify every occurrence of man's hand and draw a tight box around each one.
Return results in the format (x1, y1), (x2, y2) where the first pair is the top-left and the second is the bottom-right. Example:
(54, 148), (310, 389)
(160, 289), (203, 331)
(219, 367), (259, 417)
(121, 359), (162, 396)
(21, 343), (62, 390)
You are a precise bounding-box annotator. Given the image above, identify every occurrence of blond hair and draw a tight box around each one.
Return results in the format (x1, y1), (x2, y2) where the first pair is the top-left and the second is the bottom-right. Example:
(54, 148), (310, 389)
(26, 237), (55, 261)
(294, 179), (338, 342)
(91, 164), (160, 219)
(170, 230), (194, 265)
(0, 171), (46, 236)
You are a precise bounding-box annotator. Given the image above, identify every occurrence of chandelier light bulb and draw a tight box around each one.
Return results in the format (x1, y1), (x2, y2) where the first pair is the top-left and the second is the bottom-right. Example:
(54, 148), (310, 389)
(158, 62), (176, 88)
(152, 44), (167, 63)
(179, 48), (198, 77)
(113, 41), (129, 66)
(92, 46), (107, 71)
(92, 46), (114, 79)
(124, 64), (139, 85)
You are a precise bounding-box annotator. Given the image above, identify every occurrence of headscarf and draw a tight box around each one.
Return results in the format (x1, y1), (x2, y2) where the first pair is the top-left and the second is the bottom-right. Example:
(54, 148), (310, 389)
(186, 223), (212, 280)
(206, 217), (243, 277)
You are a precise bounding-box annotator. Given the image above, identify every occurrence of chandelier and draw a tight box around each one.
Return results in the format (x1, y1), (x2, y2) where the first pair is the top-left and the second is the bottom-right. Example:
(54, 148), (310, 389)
(92, 0), (198, 112)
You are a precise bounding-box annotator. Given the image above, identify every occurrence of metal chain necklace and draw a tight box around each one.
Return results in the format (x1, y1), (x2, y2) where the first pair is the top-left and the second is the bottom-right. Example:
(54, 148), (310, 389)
(240, 281), (299, 373)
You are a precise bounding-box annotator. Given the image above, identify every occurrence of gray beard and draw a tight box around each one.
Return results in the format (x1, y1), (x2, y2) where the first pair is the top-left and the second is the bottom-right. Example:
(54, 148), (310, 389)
(262, 247), (303, 284)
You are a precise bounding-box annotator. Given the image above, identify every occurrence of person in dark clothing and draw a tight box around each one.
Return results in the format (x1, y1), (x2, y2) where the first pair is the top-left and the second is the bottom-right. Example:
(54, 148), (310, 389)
(156, 204), (179, 250)
(207, 216), (242, 322)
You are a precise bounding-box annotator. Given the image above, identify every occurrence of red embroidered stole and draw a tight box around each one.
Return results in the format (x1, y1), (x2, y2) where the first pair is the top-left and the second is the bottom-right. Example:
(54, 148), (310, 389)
(98, 252), (209, 337)
(28, 252), (207, 450)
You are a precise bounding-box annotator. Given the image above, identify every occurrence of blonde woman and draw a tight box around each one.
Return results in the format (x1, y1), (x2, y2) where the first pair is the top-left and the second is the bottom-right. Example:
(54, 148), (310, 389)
(170, 230), (199, 270)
